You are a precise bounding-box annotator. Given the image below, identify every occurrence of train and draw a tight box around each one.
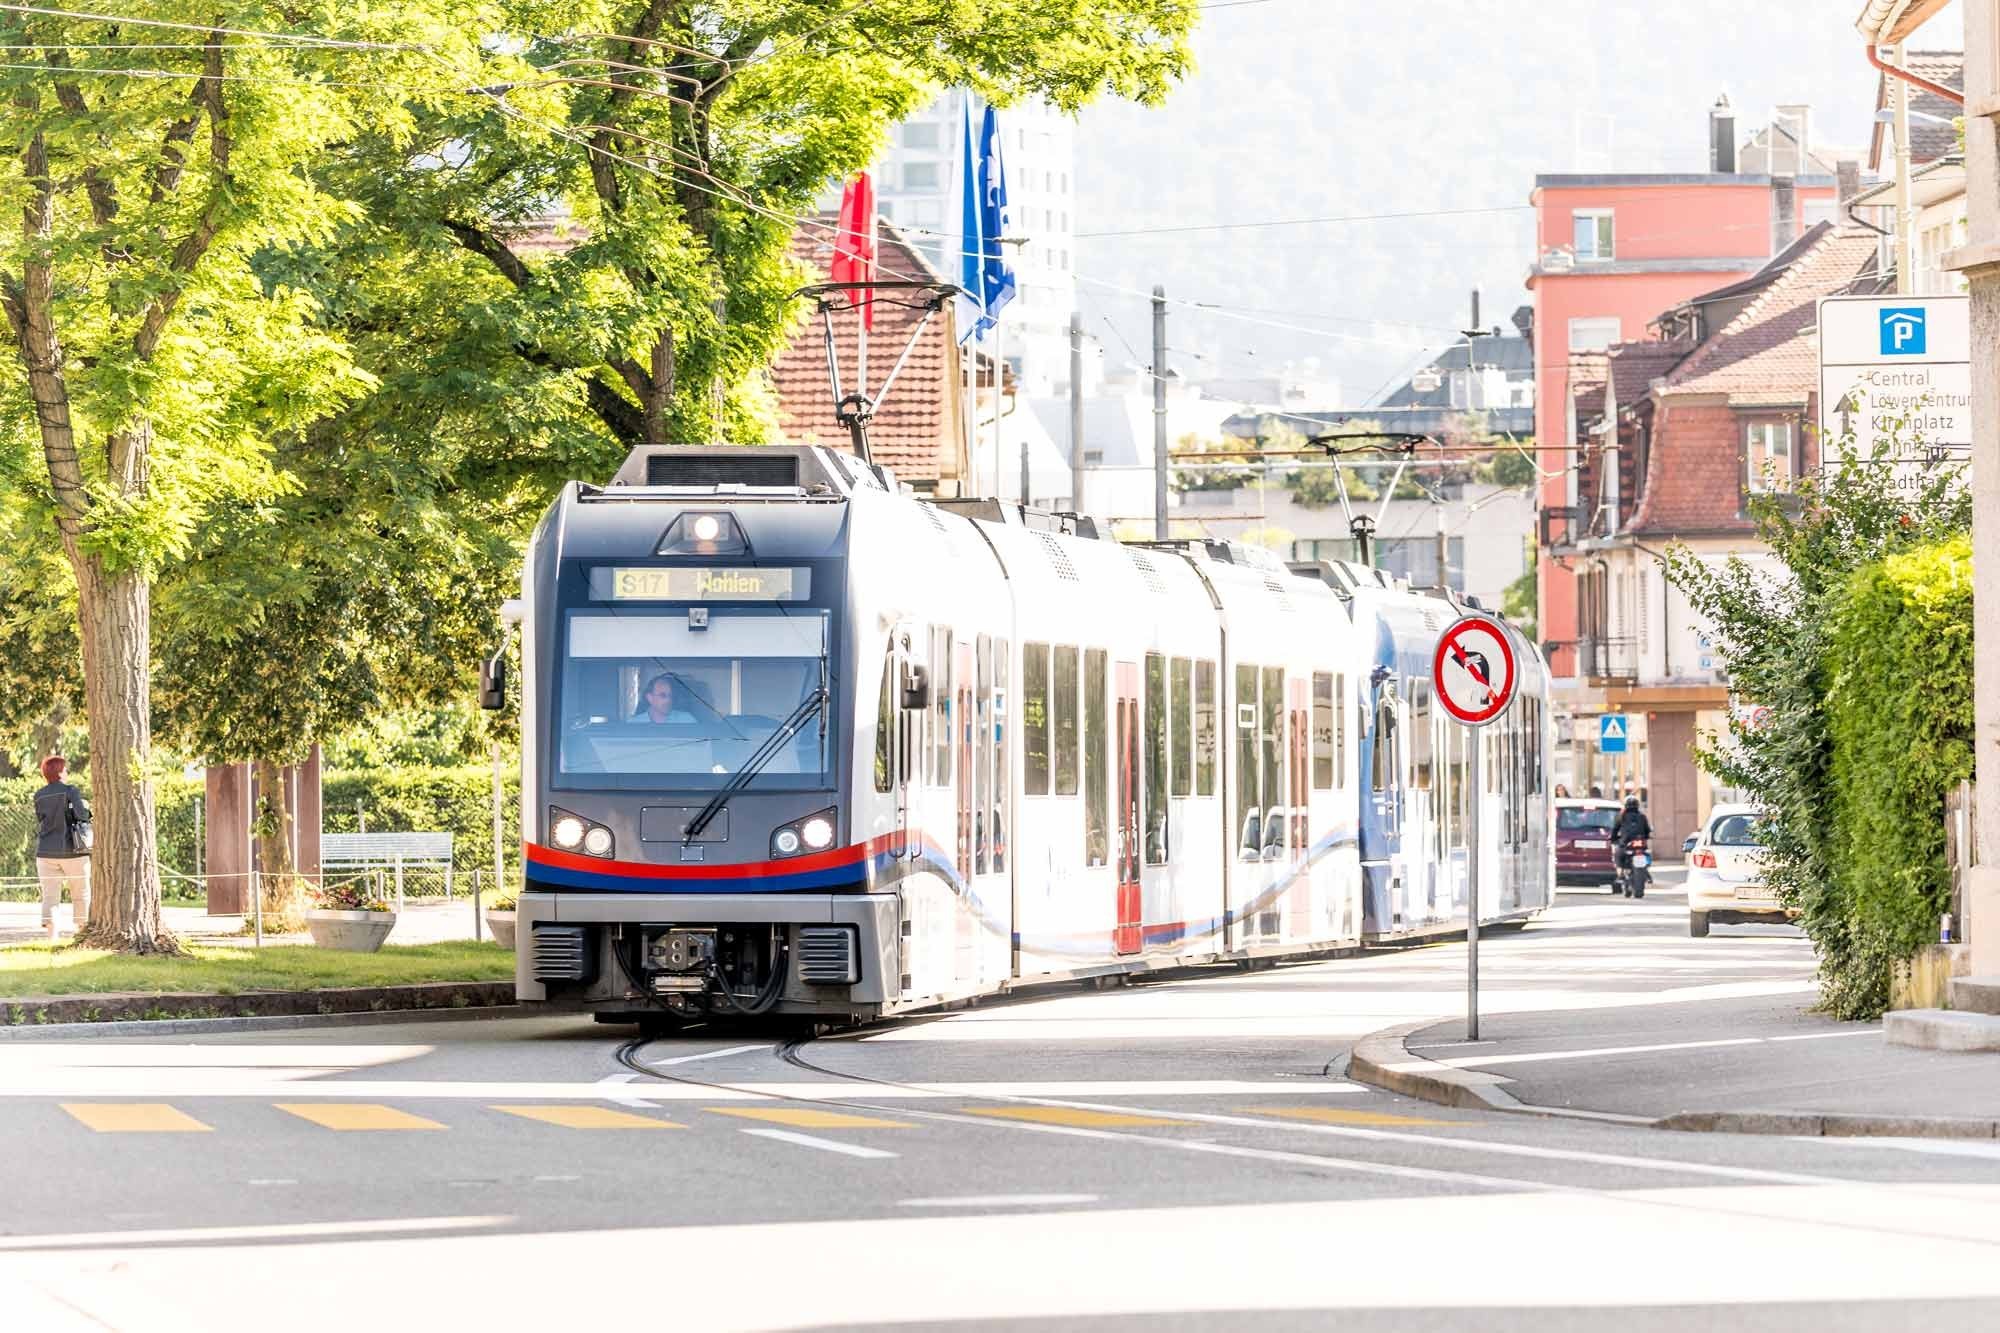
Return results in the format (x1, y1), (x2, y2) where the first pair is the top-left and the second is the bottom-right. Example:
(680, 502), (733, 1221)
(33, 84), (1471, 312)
(492, 444), (1553, 1024)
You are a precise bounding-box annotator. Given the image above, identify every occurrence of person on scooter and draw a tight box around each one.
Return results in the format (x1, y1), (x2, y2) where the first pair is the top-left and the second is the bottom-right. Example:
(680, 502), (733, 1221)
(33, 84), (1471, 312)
(1614, 796), (1652, 895)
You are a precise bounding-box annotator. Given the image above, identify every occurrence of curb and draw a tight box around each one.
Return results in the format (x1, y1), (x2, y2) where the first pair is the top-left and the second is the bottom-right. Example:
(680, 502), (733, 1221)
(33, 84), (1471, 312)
(0, 981), (517, 1031)
(1348, 1019), (2000, 1140)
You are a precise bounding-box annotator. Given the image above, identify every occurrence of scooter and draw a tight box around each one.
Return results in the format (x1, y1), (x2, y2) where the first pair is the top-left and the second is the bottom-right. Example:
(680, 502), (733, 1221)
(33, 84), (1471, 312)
(1617, 838), (1651, 898)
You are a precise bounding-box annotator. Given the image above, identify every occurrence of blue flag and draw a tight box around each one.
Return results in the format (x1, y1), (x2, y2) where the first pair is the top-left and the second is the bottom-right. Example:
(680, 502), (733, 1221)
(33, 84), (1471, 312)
(956, 99), (1015, 345)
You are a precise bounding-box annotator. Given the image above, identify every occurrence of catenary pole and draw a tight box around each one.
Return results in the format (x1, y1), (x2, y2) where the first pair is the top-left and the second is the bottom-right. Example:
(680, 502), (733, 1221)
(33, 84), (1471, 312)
(1153, 285), (1169, 539)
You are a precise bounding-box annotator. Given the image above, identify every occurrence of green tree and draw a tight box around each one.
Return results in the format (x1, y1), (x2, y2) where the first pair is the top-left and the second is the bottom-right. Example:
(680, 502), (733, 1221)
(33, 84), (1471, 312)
(1664, 442), (1969, 1018)
(380, 1), (1198, 446)
(1501, 546), (1537, 639)
(0, 8), (482, 950)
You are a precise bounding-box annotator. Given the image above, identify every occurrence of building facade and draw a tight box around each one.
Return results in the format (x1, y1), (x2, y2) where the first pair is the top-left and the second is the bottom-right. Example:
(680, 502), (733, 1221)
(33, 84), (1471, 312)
(871, 90), (1077, 397)
(1558, 226), (1885, 843)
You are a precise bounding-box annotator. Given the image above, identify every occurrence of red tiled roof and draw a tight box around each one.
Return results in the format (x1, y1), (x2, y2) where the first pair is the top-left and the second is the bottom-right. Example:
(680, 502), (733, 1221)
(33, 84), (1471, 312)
(1871, 51), (1963, 169)
(1606, 339), (1693, 408)
(1629, 227), (1884, 534)
(766, 216), (967, 487)
(1660, 228), (1882, 405)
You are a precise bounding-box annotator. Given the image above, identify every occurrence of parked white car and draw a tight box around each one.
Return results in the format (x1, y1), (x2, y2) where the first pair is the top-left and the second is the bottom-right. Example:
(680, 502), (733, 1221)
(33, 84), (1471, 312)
(1686, 803), (1792, 937)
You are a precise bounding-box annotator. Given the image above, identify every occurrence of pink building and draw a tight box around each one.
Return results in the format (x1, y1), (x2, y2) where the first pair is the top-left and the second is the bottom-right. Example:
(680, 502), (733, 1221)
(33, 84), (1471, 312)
(1528, 104), (1843, 722)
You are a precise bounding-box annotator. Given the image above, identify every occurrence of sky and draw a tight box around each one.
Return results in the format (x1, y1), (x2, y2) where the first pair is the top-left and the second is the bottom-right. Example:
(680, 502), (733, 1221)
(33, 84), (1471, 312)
(1072, 0), (1963, 407)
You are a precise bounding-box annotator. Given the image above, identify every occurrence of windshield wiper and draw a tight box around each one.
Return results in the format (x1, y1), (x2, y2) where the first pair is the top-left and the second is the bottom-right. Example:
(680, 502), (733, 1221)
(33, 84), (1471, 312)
(682, 688), (828, 844)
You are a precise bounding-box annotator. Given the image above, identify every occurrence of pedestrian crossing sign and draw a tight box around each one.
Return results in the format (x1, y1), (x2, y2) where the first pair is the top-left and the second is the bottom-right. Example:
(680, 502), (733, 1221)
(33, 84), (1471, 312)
(1599, 714), (1628, 754)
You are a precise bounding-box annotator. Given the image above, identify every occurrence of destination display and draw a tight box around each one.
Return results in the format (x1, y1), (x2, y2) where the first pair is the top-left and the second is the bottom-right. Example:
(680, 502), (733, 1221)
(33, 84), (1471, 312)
(591, 566), (808, 601)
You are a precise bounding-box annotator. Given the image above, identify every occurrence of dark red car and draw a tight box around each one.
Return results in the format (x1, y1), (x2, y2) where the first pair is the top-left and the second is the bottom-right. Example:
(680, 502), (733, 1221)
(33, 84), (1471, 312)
(1555, 799), (1624, 889)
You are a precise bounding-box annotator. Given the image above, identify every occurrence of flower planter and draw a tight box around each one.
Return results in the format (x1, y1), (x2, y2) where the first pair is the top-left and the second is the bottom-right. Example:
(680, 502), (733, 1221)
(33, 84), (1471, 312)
(305, 908), (398, 953)
(484, 910), (518, 951)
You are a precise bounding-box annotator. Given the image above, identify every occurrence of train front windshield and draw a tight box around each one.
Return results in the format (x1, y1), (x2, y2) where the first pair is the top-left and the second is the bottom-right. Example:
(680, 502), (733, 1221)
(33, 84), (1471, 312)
(556, 608), (831, 788)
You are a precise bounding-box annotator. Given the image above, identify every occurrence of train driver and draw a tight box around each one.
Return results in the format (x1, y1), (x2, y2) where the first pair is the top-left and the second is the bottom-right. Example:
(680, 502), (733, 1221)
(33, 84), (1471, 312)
(631, 673), (697, 725)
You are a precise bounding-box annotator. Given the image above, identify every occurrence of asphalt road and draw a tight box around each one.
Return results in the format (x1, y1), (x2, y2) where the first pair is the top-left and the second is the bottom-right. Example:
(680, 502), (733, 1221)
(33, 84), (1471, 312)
(5, 875), (1998, 1332)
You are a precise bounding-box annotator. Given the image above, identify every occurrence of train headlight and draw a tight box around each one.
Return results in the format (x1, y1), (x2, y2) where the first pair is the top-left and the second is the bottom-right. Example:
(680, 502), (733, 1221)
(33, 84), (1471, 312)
(771, 809), (837, 859)
(582, 826), (614, 857)
(691, 514), (722, 542)
(552, 815), (586, 849)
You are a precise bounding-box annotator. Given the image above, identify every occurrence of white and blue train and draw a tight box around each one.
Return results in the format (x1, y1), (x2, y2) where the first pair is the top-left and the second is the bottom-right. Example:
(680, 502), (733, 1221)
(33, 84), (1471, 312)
(497, 445), (1552, 1024)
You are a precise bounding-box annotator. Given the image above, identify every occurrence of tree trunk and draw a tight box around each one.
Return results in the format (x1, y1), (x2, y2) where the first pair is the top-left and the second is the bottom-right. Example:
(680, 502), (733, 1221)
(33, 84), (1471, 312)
(68, 554), (177, 954)
(251, 756), (308, 932)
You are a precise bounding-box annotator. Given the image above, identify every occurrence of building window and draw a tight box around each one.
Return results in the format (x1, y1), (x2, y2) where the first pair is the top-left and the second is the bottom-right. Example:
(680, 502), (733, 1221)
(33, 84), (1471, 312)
(1744, 419), (1794, 495)
(902, 161), (940, 190)
(905, 199), (942, 228)
(1567, 316), (1620, 352)
(1572, 209), (1614, 261)
(901, 122), (940, 149)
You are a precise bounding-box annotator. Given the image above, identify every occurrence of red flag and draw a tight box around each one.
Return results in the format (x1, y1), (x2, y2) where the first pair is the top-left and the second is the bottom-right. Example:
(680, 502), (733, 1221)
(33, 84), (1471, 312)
(831, 172), (877, 330)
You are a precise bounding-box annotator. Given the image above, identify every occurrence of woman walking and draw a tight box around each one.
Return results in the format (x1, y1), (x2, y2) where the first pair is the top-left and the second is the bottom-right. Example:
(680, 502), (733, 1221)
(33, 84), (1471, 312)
(33, 755), (91, 940)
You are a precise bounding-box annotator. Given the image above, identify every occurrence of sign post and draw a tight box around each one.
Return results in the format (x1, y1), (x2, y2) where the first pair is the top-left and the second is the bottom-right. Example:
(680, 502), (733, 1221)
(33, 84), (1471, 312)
(1432, 615), (1519, 1042)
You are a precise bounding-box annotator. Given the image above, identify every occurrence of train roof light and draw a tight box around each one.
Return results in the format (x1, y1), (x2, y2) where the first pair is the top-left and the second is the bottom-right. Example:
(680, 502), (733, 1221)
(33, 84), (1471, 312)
(657, 511), (751, 556)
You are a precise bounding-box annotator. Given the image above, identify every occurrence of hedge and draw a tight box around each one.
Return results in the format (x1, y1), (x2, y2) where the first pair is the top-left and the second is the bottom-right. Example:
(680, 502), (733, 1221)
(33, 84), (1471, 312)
(4, 766), (519, 886)
(1820, 535), (1974, 1013)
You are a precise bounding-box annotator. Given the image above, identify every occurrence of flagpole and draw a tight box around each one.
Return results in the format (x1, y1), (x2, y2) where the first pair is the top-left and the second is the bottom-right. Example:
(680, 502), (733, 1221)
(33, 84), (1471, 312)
(993, 324), (1005, 501)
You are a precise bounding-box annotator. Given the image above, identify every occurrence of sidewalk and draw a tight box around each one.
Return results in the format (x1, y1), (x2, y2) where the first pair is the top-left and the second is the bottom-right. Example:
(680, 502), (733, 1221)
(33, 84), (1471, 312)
(0, 899), (489, 950)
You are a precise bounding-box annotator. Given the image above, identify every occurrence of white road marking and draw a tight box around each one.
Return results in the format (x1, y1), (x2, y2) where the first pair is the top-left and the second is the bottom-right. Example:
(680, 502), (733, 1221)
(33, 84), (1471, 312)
(0, 1215), (508, 1251)
(649, 1044), (767, 1066)
(0, 1076), (1360, 1101)
(1415, 1028), (1878, 1070)
(740, 1128), (898, 1160)
(1799, 1137), (2000, 1162)
(246, 1179), (297, 1187)
(899, 1194), (1099, 1207)
(593, 1072), (654, 1109)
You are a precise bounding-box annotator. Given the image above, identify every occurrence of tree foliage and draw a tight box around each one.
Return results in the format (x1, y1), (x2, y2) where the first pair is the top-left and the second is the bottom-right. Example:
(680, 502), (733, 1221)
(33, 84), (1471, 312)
(1664, 446), (1970, 1018)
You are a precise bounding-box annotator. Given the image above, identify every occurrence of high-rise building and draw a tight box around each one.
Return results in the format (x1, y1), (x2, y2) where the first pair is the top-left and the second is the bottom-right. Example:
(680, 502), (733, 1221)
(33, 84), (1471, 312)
(871, 90), (1077, 396)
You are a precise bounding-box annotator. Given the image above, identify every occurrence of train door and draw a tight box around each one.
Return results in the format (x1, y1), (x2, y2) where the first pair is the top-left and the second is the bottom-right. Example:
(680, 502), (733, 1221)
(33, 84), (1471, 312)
(890, 627), (919, 862)
(1286, 676), (1310, 938)
(955, 640), (975, 882)
(954, 638), (977, 980)
(1114, 661), (1142, 955)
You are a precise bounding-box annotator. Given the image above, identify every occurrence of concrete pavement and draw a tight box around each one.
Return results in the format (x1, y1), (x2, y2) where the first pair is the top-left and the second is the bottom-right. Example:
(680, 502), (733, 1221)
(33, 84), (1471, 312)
(1389, 873), (2000, 1134)
(3, 880), (1998, 1331)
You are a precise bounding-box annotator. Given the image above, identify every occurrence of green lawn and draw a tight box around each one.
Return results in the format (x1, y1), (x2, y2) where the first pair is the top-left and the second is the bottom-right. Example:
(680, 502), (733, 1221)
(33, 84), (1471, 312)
(0, 940), (515, 997)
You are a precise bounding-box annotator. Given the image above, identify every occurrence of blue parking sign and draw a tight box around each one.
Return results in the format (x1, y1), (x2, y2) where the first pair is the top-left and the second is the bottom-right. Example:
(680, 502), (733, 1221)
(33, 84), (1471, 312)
(1879, 308), (1926, 356)
(1599, 714), (1629, 754)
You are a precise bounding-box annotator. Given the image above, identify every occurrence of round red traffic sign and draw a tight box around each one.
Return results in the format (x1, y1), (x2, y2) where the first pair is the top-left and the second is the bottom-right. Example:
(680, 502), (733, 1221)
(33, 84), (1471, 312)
(1432, 615), (1518, 728)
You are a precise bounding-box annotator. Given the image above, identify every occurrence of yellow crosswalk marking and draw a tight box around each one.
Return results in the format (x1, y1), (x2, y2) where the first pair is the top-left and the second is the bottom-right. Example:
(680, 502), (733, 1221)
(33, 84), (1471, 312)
(963, 1106), (1191, 1128)
(492, 1105), (683, 1130)
(1246, 1106), (1470, 1128)
(275, 1103), (446, 1131)
(61, 1103), (211, 1133)
(706, 1107), (910, 1130)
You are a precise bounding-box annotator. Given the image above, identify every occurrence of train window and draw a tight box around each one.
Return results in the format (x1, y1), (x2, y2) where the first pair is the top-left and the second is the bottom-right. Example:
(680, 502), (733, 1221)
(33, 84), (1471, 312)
(1311, 672), (1334, 791)
(1410, 680), (1434, 791)
(976, 635), (992, 872)
(1144, 653), (1168, 864)
(1053, 646), (1079, 796)
(931, 628), (953, 788)
(1170, 658), (1192, 798)
(1447, 725), (1467, 851)
(1370, 693), (1397, 792)
(1260, 666), (1285, 858)
(1023, 642), (1050, 796)
(875, 643), (893, 793)
(1194, 661), (1216, 796)
(993, 638), (1009, 871)
(1334, 673), (1348, 784)
(1085, 648), (1108, 866)
(1236, 664), (1260, 860)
